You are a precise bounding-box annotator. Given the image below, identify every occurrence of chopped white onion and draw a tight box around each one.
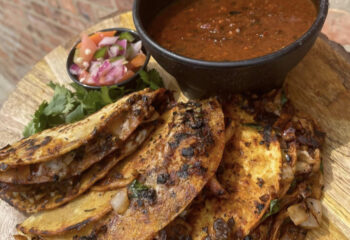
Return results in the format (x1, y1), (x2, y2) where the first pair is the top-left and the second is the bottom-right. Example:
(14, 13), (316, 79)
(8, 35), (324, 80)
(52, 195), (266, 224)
(126, 40), (142, 59)
(98, 36), (119, 47)
(295, 161), (312, 175)
(300, 214), (319, 229)
(108, 45), (119, 58)
(110, 188), (129, 214)
(116, 39), (128, 55)
(306, 198), (322, 224)
(297, 150), (315, 164)
(287, 203), (309, 225)
(69, 64), (81, 76)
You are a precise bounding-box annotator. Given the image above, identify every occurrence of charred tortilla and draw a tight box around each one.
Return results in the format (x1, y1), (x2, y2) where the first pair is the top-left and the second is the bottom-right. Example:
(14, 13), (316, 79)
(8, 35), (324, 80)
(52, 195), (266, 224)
(96, 99), (225, 240)
(15, 216), (109, 240)
(18, 98), (225, 239)
(155, 90), (325, 240)
(0, 88), (167, 172)
(0, 124), (155, 214)
(17, 189), (120, 237)
(184, 101), (282, 239)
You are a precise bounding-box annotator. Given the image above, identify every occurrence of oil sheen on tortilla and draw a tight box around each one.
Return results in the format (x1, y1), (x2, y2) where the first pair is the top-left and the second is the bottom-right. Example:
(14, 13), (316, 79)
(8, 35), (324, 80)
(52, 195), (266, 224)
(0, 88), (167, 184)
(19, 99), (225, 239)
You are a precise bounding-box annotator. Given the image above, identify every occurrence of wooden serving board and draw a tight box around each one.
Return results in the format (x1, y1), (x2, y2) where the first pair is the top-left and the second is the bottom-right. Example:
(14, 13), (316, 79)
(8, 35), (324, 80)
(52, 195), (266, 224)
(0, 11), (349, 240)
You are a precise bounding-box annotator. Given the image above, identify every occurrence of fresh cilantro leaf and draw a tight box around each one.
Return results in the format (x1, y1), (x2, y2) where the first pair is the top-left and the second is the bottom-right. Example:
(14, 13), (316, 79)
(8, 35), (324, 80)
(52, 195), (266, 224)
(23, 121), (36, 138)
(23, 69), (165, 137)
(128, 180), (150, 199)
(62, 93), (78, 114)
(43, 87), (68, 116)
(136, 77), (148, 90)
(100, 86), (113, 105)
(83, 90), (106, 114)
(262, 199), (280, 221)
(139, 69), (163, 90)
(71, 83), (89, 101)
(148, 69), (164, 88)
(47, 115), (65, 128)
(23, 101), (48, 138)
(66, 105), (85, 123)
(48, 82), (57, 90)
(109, 86), (130, 101)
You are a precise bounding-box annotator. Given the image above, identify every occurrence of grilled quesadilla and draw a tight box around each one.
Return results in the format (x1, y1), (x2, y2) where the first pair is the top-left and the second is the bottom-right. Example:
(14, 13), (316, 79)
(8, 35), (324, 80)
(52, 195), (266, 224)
(0, 88), (168, 184)
(0, 123), (155, 214)
(154, 90), (325, 240)
(180, 100), (282, 239)
(17, 98), (225, 239)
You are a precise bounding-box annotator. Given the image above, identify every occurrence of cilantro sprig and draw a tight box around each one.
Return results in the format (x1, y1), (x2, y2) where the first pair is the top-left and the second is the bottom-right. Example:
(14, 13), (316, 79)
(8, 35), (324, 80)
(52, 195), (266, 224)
(261, 199), (280, 221)
(23, 69), (164, 137)
(128, 180), (150, 199)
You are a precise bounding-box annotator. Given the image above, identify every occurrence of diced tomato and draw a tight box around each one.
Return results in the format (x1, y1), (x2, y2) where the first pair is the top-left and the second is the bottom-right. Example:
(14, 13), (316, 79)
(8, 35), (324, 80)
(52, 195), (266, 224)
(76, 31), (117, 48)
(100, 31), (117, 38)
(127, 53), (146, 71)
(80, 33), (97, 64)
(116, 70), (135, 84)
(78, 70), (90, 83)
(99, 76), (107, 85)
(89, 33), (104, 46)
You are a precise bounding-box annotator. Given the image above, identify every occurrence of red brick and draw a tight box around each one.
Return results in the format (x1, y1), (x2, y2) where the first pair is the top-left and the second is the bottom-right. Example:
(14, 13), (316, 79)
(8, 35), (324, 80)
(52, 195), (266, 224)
(50, 23), (74, 38)
(76, 1), (96, 21)
(26, 13), (51, 37)
(0, 18), (24, 36)
(0, 0), (123, 84)
(30, 1), (48, 17)
(47, 0), (59, 8)
(96, 8), (116, 19)
(114, 0), (134, 11)
(0, 46), (7, 59)
(47, 34), (64, 46)
(15, 46), (41, 62)
(93, 0), (115, 8)
(60, 0), (78, 14)
(2, 1), (26, 20)
(49, 8), (87, 31)
(38, 41), (54, 53)
(0, 65), (20, 83)
(17, 32), (44, 56)
(27, 12), (74, 39)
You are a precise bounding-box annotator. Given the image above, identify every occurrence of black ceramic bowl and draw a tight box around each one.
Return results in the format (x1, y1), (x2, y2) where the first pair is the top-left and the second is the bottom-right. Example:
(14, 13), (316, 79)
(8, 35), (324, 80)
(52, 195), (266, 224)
(66, 28), (151, 90)
(133, 0), (329, 98)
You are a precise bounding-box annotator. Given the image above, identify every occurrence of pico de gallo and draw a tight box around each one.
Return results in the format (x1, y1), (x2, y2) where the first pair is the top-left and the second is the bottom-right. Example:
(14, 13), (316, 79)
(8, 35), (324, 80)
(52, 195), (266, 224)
(69, 30), (147, 86)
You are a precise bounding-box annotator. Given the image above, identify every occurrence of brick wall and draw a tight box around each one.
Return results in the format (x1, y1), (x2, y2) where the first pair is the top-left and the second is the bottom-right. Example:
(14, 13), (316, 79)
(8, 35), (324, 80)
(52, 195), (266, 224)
(0, 0), (134, 84)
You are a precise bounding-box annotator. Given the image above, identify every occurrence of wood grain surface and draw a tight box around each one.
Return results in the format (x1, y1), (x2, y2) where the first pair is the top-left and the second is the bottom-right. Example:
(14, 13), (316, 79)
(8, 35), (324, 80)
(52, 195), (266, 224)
(0, 11), (349, 240)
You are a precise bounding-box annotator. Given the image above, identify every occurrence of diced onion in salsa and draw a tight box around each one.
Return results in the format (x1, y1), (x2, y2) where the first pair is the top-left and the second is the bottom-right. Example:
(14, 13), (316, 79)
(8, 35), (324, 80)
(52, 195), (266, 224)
(70, 30), (146, 86)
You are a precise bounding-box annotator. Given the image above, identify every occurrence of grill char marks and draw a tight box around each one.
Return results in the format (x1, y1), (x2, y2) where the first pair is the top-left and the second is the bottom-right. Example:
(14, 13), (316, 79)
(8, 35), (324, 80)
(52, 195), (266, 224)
(94, 98), (225, 240)
(0, 89), (171, 185)
(165, 101), (215, 181)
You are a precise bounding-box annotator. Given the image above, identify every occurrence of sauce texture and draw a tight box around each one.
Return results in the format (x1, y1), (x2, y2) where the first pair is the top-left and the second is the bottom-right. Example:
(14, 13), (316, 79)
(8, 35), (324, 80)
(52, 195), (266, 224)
(148, 0), (317, 61)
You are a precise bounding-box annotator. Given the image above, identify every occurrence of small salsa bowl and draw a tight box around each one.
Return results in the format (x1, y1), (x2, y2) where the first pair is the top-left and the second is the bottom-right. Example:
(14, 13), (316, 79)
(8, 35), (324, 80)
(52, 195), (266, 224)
(66, 28), (151, 90)
(133, 0), (328, 98)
